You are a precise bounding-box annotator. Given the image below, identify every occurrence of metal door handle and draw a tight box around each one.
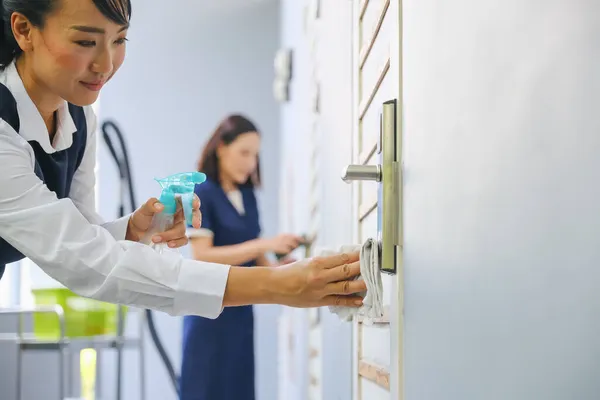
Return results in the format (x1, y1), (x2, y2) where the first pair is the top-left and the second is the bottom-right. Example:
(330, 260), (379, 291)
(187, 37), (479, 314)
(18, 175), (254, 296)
(341, 99), (400, 274)
(341, 164), (381, 182)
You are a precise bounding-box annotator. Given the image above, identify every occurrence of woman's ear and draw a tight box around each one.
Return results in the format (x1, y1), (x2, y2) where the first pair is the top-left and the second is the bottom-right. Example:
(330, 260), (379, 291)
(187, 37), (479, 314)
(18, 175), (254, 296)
(11, 13), (35, 53)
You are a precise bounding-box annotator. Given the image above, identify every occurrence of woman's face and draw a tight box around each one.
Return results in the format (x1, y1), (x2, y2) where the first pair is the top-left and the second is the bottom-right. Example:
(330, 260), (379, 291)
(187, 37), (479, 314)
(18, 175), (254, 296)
(218, 132), (261, 185)
(17, 0), (128, 106)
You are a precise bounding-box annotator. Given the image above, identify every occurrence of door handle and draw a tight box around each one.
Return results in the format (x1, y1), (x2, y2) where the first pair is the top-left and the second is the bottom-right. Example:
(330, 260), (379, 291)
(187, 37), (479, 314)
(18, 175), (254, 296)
(341, 99), (400, 274)
(341, 165), (381, 182)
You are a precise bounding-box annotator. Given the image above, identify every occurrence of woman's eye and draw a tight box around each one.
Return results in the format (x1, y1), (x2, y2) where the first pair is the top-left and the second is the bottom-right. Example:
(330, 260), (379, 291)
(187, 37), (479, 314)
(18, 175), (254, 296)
(75, 40), (96, 48)
(74, 38), (128, 47)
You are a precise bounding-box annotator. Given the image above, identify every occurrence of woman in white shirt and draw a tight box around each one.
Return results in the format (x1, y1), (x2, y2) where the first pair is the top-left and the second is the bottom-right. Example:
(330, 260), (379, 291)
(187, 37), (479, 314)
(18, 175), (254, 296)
(0, 0), (366, 319)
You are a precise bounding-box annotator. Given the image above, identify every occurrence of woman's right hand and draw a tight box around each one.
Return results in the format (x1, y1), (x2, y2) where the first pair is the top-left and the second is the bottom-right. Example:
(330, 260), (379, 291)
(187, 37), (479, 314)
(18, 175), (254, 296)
(263, 233), (303, 254)
(271, 251), (366, 308)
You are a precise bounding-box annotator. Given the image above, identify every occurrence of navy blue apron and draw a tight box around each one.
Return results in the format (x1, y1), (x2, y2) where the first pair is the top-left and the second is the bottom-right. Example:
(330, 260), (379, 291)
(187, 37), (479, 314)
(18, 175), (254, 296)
(0, 83), (88, 281)
(180, 180), (260, 400)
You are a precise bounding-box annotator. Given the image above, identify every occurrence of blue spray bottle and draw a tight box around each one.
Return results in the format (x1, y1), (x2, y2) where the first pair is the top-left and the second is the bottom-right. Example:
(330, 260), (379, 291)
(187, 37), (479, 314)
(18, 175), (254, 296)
(143, 172), (207, 253)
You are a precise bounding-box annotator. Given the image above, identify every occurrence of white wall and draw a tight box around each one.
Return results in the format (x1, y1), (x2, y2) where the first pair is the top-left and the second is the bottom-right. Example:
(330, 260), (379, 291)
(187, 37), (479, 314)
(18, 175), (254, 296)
(276, 1), (313, 399)
(402, 1), (600, 399)
(277, 1), (355, 399)
(96, 1), (281, 399)
(309, 2), (355, 400)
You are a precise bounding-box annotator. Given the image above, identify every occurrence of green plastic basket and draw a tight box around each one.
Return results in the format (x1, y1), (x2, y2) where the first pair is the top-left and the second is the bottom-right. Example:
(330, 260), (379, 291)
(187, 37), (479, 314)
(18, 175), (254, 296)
(31, 288), (128, 339)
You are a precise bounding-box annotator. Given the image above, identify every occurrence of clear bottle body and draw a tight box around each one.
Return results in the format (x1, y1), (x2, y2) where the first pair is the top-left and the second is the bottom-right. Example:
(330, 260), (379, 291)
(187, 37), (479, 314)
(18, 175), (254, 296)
(140, 193), (190, 254)
(149, 213), (175, 254)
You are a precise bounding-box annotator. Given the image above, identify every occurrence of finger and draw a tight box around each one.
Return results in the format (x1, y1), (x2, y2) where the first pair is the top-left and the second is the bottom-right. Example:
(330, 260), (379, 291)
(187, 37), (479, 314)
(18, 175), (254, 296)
(315, 251), (360, 270)
(277, 242), (295, 252)
(173, 206), (185, 225)
(325, 278), (366, 295)
(324, 261), (361, 282)
(276, 247), (293, 256)
(191, 209), (202, 229)
(320, 295), (364, 307)
(131, 197), (163, 230)
(280, 238), (300, 251)
(173, 196), (198, 226)
(280, 257), (296, 265)
(190, 195), (201, 227)
(166, 237), (189, 249)
(139, 197), (163, 217)
(153, 221), (187, 243)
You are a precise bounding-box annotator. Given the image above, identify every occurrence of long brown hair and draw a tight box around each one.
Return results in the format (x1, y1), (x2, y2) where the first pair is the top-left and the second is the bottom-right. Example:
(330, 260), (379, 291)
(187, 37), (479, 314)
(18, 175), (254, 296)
(197, 114), (261, 187)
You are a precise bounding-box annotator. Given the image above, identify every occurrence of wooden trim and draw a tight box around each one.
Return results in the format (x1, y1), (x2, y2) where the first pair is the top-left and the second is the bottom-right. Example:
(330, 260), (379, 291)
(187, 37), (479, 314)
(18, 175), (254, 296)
(357, 320), (364, 397)
(359, 0), (390, 69)
(359, 58), (390, 120)
(358, 361), (390, 390)
(358, 305), (390, 324)
(359, 141), (378, 164)
(359, 0), (370, 20)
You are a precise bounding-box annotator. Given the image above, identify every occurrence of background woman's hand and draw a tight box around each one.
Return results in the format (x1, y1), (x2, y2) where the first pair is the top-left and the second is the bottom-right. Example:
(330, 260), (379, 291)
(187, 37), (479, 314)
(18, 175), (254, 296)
(265, 233), (303, 255)
(276, 256), (297, 266)
(126, 195), (202, 248)
(272, 251), (365, 307)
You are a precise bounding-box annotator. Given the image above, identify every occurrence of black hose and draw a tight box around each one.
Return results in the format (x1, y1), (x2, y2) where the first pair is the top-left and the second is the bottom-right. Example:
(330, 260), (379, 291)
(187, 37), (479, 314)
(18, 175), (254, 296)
(145, 309), (180, 395)
(101, 120), (181, 396)
(101, 121), (136, 213)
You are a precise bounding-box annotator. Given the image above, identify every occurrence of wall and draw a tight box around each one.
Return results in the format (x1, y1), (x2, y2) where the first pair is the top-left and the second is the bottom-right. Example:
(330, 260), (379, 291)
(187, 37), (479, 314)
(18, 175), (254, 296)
(311, 2), (355, 400)
(96, 0), (281, 399)
(277, 0), (355, 399)
(402, 1), (600, 399)
(276, 0), (311, 398)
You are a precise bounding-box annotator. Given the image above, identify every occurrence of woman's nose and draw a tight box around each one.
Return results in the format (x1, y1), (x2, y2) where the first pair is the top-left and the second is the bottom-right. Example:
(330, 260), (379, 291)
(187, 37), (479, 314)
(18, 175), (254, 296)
(91, 50), (113, 76)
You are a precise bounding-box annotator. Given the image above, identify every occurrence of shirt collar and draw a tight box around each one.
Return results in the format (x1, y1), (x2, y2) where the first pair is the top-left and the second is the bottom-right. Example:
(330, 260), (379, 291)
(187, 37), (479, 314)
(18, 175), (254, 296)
(2, 61), (77, 154)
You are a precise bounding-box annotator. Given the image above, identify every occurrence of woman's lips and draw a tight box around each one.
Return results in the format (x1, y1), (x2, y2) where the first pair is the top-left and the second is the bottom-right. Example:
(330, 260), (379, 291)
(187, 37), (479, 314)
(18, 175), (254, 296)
(80, 81), (104, 91)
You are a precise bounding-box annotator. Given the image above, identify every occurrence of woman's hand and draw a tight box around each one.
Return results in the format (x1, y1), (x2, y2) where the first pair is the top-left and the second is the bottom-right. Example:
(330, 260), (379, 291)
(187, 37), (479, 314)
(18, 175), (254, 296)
(264, 233), (304, 254)
(271, 251), (365, 307)
(276, 256), (297, 266)
(126, 195), (202, 248)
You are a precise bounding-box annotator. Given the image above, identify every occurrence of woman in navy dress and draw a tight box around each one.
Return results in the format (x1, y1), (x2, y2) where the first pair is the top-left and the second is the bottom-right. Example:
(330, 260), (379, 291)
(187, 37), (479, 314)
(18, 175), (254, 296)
(180, 115), (303, 400)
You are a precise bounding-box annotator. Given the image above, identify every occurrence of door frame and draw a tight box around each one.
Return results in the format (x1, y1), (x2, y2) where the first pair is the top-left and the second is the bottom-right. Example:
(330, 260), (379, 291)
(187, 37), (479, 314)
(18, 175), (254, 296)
(350, 0), (404, 399)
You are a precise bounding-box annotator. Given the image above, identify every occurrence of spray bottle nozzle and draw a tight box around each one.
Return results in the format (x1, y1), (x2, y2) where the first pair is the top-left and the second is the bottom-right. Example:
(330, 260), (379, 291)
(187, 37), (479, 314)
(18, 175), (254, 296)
(154, 172), (207, 224)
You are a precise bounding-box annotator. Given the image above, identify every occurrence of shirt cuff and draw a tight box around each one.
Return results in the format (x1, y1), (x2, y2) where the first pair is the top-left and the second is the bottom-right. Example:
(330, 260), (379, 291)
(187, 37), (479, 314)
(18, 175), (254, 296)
(173, 259), (230, 318)
(101, 215), (130, 241)
(186, 227), (214, 238)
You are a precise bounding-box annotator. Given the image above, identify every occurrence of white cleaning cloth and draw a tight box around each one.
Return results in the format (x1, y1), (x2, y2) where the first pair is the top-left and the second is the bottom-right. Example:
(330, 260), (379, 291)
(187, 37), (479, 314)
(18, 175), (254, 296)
(325, 238), (384, 324)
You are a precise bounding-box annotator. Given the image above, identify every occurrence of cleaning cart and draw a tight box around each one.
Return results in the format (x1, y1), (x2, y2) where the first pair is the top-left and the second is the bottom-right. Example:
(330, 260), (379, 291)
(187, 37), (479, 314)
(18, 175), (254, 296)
(0, 268), (146, 400)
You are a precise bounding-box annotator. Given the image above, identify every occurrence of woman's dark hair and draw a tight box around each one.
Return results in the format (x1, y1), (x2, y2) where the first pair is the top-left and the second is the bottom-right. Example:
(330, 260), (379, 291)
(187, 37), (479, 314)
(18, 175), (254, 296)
(0, 0), (131, 68)
(198, 114), (262, 188)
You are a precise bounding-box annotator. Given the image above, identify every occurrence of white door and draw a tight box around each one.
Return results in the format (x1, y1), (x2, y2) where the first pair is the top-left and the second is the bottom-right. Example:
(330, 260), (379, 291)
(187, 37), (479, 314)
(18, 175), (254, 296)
(347, 1), (403, 399)
(400, 1), (600, 399)
(310, 1), (600, 399)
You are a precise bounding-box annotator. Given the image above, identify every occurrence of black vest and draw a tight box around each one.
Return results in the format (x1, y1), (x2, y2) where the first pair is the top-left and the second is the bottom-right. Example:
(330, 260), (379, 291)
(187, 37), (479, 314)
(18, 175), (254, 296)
(0, 83), (88, 280)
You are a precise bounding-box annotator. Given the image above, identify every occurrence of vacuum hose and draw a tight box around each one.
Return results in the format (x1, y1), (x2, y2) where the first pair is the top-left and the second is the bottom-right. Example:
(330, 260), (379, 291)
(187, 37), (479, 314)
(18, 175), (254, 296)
(101, 120), (181, 396)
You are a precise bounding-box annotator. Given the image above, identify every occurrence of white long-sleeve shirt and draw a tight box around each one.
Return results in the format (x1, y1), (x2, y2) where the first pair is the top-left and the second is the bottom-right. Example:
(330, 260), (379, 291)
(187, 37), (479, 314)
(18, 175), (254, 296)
(0, 61), (230, 318)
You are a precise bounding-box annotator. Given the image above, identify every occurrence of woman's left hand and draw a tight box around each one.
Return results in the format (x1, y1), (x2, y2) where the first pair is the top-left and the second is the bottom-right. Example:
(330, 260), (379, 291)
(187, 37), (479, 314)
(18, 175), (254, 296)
(126, 195), (202, 248)
(277, 256), (297, 266)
